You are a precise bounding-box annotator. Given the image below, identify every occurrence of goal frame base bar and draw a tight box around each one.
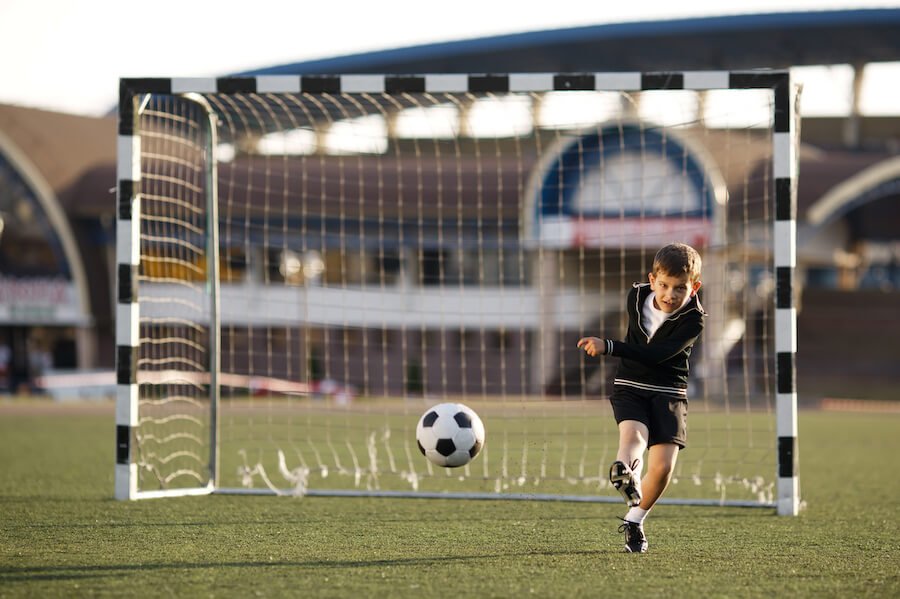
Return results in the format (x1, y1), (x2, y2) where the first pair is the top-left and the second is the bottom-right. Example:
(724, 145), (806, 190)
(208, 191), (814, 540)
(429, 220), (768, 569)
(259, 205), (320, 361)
(214, 487), (775, 509)
(130, 484), (215, 500)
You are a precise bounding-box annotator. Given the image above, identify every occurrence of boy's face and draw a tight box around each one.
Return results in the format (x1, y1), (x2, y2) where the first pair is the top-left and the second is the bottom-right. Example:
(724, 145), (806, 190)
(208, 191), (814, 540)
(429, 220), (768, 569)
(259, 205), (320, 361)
(648, 270), (702, 314)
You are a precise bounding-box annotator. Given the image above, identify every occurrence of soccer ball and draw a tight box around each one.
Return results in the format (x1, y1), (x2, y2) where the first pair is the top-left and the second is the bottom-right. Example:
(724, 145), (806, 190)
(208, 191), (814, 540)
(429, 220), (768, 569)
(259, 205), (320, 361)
(416, 403), (485, 468)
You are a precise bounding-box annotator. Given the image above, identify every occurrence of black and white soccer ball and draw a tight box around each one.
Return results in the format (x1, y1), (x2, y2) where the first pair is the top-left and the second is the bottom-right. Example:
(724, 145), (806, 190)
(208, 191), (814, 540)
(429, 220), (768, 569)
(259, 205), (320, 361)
(416, 402), (485, 468)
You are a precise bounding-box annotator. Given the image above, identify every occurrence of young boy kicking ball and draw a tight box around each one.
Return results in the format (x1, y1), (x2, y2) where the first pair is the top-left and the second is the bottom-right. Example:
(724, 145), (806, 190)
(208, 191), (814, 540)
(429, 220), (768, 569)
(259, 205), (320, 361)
(578, 243), (705, 553)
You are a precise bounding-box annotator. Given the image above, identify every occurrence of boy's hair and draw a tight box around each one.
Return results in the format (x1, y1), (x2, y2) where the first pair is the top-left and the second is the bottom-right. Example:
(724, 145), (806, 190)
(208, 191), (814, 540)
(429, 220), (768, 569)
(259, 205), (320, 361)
(652, 243), (702, 282)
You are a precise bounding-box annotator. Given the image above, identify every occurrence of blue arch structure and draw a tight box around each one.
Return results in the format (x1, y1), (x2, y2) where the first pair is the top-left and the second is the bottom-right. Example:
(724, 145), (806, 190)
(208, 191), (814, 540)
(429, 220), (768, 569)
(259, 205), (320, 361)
(537, 125), (713, 219)
(0, 129), (91, 328)
(527, 124), (717, 248)
(807, 156), (900, 233)
(0, 155), (70, 278)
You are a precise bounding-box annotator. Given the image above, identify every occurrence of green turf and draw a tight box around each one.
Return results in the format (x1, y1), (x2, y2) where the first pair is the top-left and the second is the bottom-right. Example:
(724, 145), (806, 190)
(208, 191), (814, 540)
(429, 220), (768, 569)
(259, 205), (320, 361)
(1, 404), (897, 597)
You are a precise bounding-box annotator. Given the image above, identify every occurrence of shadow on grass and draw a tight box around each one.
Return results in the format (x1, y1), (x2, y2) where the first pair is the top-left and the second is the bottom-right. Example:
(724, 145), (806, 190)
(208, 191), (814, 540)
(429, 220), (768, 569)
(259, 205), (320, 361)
(0, 549), (610, 583)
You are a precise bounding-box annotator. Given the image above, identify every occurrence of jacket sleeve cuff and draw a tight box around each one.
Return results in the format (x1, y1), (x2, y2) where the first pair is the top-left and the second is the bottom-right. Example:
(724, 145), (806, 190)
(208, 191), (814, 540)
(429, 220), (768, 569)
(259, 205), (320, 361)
(605, 339), (615, 356)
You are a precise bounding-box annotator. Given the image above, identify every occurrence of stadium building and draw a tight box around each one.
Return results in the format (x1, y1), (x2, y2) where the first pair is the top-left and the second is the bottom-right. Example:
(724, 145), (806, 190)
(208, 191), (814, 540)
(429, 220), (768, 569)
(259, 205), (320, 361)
(1, 8), (898, 399)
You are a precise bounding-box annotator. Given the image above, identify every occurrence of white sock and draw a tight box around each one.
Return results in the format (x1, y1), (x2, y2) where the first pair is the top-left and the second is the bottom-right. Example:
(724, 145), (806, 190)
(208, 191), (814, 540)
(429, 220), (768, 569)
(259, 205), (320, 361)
(624, 507), (649, 525)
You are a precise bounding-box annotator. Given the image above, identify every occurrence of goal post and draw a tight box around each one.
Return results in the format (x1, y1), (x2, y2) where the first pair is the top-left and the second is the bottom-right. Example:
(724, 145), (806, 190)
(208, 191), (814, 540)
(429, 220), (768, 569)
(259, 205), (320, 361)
(115, 71), (800, 515)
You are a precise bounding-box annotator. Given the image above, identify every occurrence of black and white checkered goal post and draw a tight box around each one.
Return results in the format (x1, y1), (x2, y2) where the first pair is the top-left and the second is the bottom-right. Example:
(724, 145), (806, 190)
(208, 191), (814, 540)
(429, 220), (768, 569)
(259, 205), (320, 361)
(115, 83), (141, 501)
(771, 74), (801, 517)
(115, 71), (800, 513)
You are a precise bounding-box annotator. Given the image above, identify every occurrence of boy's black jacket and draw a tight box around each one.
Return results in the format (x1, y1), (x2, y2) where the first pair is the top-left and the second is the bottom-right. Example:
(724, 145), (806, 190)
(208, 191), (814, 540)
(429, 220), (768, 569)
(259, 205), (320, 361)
(607, 283), (706, 397)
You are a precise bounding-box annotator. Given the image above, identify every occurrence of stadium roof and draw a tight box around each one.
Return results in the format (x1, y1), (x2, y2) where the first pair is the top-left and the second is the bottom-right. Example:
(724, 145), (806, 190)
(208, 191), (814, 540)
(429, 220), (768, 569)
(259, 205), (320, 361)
(0, 104), (114, 196)
(239, 9), (900, 76)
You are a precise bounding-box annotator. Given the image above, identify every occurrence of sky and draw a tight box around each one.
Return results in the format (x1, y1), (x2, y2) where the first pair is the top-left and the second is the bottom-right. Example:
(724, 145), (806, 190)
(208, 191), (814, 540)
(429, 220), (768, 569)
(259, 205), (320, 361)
(1, 0), (898, 117)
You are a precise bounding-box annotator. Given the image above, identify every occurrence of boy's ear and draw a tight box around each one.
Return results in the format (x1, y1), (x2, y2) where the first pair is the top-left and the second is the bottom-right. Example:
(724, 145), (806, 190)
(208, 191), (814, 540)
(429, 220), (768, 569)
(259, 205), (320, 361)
(648, 272), (655, 284)
(691, 280), (702, 295)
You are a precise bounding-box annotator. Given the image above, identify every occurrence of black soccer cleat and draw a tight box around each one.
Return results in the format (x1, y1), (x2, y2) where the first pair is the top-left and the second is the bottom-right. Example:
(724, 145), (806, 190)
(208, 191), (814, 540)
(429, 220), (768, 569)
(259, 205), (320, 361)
(609, 460), (642, 507)
(618, 519), (648, 553)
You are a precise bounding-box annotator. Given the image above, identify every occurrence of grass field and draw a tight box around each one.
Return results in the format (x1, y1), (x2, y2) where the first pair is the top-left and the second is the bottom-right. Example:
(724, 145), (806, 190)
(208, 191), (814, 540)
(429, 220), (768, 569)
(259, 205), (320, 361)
(1, 401), (898, 598)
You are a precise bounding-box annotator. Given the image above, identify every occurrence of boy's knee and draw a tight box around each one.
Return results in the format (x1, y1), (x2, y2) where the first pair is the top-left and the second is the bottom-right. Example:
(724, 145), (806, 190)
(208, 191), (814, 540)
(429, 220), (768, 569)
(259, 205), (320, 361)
(648, 445), (679, 476)
(650, 460), (675, 477)
(623, 430), (645, 445)
(619, 423), (649, 445)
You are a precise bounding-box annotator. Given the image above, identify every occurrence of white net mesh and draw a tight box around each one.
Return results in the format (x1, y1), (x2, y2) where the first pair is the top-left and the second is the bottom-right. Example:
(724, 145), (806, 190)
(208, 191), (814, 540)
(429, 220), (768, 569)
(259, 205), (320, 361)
(132, 83), (780, 505)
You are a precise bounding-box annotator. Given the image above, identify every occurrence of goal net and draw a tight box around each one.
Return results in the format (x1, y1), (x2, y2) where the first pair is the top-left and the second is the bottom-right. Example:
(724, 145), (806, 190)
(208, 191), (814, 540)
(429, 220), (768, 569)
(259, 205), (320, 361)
(115, 72), (800, 514)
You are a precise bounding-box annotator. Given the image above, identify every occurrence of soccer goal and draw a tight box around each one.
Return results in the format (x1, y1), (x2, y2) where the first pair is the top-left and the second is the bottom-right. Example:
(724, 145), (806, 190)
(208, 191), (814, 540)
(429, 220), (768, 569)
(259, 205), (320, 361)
(115, 71), (801, 515)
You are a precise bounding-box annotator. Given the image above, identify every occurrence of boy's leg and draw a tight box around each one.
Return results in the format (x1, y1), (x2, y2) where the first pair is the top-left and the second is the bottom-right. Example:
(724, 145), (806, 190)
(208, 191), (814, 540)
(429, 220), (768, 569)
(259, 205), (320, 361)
(639, 442), (679, 509)
(616, 419), (649, 468)
(609, 420), (648, 507)
(610, 393), (684, 554)
(615, 442), (677, 554)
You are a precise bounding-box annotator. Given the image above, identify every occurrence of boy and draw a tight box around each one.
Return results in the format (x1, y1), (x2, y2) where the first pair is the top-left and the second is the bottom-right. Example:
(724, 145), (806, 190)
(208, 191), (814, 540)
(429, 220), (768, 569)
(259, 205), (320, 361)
(577, 243), (705, 553)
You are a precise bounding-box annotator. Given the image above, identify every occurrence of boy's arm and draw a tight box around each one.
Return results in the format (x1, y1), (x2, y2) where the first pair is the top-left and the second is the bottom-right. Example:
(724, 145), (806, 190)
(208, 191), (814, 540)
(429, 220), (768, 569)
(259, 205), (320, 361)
(578, 319), (703, 364)
(607, 319), (703, 365)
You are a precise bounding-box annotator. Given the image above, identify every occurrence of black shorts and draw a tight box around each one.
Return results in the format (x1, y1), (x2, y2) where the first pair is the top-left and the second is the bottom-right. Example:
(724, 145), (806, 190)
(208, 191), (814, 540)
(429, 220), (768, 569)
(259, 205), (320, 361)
(609, 385), (688, 449)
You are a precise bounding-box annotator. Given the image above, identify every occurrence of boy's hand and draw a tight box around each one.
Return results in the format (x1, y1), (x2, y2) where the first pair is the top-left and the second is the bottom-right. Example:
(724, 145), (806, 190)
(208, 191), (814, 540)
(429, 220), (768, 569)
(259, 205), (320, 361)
(577, 337), (604, 357)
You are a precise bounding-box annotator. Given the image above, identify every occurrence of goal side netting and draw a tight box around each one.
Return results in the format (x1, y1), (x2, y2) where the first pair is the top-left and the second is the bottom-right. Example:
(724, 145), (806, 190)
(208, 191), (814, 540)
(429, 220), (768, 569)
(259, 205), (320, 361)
(115, 72), (800, 515)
